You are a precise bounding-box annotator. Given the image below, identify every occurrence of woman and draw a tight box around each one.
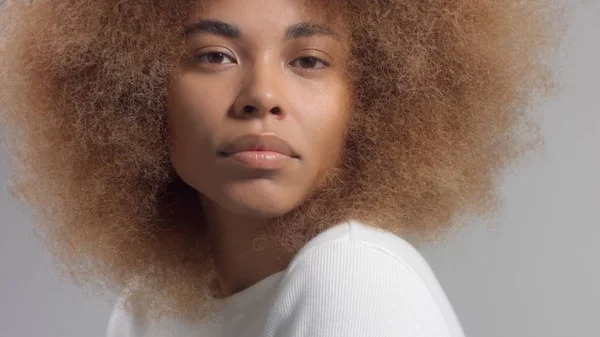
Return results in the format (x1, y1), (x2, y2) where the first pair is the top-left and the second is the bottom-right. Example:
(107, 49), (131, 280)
(0, 0), (566, 336)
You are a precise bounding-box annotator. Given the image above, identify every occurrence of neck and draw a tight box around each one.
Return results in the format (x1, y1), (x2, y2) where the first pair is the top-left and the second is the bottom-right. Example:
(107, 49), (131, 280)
(200, 196), (292, 297)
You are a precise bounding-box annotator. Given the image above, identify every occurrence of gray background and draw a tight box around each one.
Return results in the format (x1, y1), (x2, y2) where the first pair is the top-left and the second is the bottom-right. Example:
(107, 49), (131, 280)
(1, 2), (598, 337)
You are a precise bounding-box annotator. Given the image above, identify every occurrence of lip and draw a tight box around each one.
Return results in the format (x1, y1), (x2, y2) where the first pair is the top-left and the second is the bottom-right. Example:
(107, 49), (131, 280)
(219, 134), (299, 157)
(226, 151), (293, 170)
(218, 133), (300, 170)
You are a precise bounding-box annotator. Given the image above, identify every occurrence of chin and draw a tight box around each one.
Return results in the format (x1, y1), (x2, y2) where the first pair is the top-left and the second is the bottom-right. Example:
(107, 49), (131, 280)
(220, 180), (307, 219)
(229, 203), (291, 219)
(223, 194), (301, 219)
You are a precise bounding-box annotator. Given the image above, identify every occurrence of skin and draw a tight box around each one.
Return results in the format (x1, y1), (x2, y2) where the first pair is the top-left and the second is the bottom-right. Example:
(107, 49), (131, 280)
(166, 0), (351, 297)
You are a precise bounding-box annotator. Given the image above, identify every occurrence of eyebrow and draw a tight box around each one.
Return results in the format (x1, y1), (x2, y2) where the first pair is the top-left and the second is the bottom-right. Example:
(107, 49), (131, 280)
(284, 22), (338, 40)
(183, 20), (338, 40)
(183, 20), (241, 39)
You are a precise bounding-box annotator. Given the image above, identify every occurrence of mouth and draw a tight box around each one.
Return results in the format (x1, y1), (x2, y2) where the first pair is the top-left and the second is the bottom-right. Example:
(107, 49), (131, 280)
(218, 133), (300, 170)
(219, 133), (299, 157)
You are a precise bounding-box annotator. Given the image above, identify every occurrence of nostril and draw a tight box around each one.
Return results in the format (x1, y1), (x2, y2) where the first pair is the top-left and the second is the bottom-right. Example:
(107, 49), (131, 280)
(243, 105), (255, 114)
(270, 107), (281, 115)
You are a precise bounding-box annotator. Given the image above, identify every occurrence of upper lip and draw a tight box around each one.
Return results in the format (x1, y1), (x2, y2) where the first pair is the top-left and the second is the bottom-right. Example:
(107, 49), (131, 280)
(219, 134), (299, 158)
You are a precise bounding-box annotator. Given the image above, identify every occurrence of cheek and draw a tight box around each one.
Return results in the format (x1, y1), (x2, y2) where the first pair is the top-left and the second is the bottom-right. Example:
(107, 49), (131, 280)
(170, 75), (233, 132)
(300, 86), (350, 163)
(166, 77), (232, 180)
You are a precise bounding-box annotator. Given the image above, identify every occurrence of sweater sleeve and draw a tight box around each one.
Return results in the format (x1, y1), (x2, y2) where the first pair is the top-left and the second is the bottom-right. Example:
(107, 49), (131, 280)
(267, 238), (453, 337)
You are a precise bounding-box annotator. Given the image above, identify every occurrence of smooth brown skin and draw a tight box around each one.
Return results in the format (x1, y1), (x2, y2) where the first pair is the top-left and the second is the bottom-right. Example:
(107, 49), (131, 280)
(166, 0), (351, 296)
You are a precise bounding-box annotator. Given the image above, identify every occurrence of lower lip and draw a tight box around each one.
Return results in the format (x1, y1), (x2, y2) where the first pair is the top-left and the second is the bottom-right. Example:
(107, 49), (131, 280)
(225, 151), (293, 169)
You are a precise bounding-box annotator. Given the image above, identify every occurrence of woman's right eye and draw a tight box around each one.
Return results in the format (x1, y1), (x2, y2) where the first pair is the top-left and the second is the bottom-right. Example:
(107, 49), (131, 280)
(193, 52), (236, 64)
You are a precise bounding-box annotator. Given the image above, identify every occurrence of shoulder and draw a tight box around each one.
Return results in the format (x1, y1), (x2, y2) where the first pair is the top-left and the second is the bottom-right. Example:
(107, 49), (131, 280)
(105, 290), (150, 337)
(287, 220), (445, 293)
(105, 296), (136, 337)
(265, 220), (464, 337)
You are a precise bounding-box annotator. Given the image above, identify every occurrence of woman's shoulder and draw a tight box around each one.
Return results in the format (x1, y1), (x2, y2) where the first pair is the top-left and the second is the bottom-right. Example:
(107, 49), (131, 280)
(289, 219), (434, 280)
(105, 284), (155, 337)
(267, 219), (465, 337)
(105, 294), (137, 337)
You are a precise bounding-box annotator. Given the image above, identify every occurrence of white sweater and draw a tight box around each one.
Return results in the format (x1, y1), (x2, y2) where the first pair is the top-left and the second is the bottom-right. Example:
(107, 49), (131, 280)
(106, 220), (466, 337)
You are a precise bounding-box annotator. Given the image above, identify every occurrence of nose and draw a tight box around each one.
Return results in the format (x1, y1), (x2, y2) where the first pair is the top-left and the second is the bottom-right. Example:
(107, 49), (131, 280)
(231, 61), (286, 120)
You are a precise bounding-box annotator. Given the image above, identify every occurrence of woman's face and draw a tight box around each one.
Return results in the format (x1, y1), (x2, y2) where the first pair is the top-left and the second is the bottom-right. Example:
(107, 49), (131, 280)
(167, 0), (351, 219)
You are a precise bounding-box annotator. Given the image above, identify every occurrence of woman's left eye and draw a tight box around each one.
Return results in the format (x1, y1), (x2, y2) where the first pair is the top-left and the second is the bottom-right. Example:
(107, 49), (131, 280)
(193, 52), (235, 64)
(289, 57), (328, 70)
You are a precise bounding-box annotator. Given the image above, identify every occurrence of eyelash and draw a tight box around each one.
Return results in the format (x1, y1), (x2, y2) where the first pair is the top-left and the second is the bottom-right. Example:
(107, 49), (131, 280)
(192, 51), (329, 70)
(193, 52), (236, 65)
(289, 56), (329, 71)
